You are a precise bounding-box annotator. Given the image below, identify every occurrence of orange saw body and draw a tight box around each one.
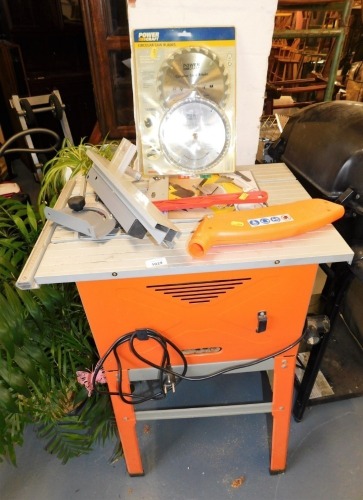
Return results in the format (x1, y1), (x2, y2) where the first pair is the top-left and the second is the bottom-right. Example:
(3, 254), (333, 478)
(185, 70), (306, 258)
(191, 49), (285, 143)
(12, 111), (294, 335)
(188, 198), (345, 257)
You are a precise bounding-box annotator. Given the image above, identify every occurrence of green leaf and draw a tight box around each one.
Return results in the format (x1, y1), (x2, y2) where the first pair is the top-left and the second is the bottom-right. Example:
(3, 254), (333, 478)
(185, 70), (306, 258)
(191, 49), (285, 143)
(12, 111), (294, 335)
(0, 322), (15, 356)
(17, 289), (44, 329)
(12, 215), (31, 243)
(22, 344), (51, 371)
(0, 382), (18, 412)
(26, 203), (38, 231)
(13, 349), (39, 383)
(36, 417), (93, 463)
(0, 284), (25, 347)
(0, 364), (31, 397)
(4, 282), (22, 311)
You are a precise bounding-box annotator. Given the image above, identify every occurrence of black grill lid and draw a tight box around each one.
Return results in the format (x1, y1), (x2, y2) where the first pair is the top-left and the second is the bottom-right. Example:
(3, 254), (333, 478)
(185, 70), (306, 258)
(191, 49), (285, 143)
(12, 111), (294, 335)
(280, 101), (363, 199)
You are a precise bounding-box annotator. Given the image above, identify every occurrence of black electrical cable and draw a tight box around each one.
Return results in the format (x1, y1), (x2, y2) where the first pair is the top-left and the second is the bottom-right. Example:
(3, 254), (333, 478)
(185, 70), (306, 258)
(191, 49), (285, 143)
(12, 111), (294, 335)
(113, 340), (179, 405)
(91, 329), (188, 405)
(0, 128), (61, 157)
(91, 327), (305, 405)
(130, 329), (305, 381)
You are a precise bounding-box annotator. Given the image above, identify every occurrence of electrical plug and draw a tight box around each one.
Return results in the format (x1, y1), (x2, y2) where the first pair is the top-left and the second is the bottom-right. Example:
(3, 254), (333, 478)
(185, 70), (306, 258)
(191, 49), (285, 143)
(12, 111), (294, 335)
(163, 368), (177, 394)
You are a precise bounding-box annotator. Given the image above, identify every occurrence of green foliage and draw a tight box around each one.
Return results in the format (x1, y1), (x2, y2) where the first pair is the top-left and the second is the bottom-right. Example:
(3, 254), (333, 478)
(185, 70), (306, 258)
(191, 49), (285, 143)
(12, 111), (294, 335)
(38, 138), (118, 206)
(0, 185), (119, 464)
(37, 394), (120, 464)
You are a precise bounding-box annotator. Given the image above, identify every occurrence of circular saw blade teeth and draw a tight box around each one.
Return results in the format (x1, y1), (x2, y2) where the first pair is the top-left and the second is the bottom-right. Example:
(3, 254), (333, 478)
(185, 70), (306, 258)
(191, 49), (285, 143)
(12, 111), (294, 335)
(157, 47), (229, 108)
(159, 97), (231, 173)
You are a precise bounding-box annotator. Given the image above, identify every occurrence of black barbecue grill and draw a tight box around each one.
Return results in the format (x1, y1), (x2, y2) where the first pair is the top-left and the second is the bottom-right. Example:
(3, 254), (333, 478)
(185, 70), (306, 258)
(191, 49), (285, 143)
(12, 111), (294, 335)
(267, 100), (363, 420)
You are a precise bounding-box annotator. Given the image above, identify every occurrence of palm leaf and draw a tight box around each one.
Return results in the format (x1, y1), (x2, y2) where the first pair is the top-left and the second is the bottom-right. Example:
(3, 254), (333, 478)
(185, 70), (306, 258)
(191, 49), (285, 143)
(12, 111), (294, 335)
(0, 147), (120, 465)
(37, 418), (93, 463)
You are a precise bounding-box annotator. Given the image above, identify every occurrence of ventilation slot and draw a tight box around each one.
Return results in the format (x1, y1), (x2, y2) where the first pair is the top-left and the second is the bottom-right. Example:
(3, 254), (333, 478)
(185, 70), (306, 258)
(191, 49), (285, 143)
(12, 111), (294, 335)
(147, 278), (251, 304)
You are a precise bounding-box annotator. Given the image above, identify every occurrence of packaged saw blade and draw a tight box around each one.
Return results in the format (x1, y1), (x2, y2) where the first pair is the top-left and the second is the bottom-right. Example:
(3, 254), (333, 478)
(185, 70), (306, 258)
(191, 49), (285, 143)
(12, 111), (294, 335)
(132, 27), (236, 176)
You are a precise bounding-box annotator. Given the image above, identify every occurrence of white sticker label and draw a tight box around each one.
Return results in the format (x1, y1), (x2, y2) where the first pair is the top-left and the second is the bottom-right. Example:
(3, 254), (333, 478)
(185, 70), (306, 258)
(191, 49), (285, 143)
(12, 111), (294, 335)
(145, 257), (168, 268)
(248, 213), (293, 227)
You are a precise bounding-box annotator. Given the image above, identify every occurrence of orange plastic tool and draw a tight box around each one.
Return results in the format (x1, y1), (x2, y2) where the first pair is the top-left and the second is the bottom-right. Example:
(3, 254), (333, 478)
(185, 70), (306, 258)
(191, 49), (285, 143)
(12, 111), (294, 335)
(188, 198), (345, 257)
(153, 190), (268, 211)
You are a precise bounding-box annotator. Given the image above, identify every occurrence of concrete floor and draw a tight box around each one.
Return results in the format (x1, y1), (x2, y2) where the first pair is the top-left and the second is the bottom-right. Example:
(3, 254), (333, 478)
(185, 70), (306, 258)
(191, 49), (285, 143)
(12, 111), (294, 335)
(1, 374), (362, 500)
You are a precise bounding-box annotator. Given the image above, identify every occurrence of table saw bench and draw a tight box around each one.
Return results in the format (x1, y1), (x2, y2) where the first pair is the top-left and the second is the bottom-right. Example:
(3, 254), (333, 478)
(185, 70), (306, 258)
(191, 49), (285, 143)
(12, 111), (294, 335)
(16, 163), (353, 475)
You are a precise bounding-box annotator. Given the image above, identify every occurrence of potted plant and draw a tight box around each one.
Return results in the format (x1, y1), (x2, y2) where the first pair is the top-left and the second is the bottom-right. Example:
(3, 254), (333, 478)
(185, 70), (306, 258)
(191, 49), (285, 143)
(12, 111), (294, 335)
(0, 138), (121, 465)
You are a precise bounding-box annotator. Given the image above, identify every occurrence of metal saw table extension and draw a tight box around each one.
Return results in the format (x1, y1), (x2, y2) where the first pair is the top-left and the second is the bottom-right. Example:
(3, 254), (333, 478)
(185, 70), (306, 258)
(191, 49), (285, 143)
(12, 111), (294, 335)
(17, 163), (353, 476)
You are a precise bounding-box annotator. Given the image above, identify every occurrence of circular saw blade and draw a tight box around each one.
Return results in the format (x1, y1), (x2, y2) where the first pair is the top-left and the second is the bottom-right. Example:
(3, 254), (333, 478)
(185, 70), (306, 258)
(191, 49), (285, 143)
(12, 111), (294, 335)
(159, 97), (230, 172)
(157, 47), (229, 108)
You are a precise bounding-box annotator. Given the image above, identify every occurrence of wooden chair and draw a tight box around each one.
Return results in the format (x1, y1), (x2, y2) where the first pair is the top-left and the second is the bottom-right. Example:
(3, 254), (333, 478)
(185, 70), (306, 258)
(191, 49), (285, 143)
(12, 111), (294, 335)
(269, 39), (302, 82)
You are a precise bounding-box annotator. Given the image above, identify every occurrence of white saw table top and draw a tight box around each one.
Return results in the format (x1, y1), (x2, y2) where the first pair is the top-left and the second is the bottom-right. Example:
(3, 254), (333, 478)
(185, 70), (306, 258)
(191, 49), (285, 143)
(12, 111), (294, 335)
(16, 163), (354, 289)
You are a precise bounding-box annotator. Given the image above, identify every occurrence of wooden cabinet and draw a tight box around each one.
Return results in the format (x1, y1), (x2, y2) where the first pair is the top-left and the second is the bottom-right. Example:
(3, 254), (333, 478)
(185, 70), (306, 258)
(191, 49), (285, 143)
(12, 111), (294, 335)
(0, 0), (62, 32)
(0, 0), (97, 144)
(80, 0), (135, 140)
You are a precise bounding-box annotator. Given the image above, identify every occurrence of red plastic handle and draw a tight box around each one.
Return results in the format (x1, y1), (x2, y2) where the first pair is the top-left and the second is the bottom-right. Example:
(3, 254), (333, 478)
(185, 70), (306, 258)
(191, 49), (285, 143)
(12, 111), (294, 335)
(153, 190), (268, 211)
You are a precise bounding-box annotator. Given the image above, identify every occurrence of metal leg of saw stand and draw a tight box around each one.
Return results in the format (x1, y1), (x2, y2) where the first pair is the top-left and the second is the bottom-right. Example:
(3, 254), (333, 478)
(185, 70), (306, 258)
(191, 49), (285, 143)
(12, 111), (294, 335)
(103, 352), (297, 476)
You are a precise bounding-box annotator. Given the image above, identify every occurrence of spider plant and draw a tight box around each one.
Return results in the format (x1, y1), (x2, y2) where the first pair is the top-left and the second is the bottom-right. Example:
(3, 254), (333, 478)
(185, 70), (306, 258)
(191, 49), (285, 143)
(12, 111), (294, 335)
(0, 144), (122, 465)
(37, 138), (118, 206)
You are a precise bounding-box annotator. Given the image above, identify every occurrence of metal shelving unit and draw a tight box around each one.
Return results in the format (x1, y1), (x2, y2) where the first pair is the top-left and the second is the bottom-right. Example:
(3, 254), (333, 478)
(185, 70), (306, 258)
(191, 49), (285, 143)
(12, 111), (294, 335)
(270, 1), (353, 100)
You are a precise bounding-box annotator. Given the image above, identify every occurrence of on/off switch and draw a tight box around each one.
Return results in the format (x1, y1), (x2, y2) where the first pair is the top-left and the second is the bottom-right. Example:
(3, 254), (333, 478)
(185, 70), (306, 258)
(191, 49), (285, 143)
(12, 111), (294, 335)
(256, 310), (267, 333)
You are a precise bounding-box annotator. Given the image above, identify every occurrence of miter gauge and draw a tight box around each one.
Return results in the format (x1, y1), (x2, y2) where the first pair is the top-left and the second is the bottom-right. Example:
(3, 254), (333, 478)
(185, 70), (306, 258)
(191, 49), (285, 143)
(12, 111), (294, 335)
(132, 27), (236, 175)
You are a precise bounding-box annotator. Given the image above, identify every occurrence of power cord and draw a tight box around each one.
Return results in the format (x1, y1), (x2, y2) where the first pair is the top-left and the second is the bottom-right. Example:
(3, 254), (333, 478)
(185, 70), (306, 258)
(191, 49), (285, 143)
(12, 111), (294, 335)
(91, 327), (305, 405)
(0, 128), (60, 157)
(91, 329), (187, 404)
